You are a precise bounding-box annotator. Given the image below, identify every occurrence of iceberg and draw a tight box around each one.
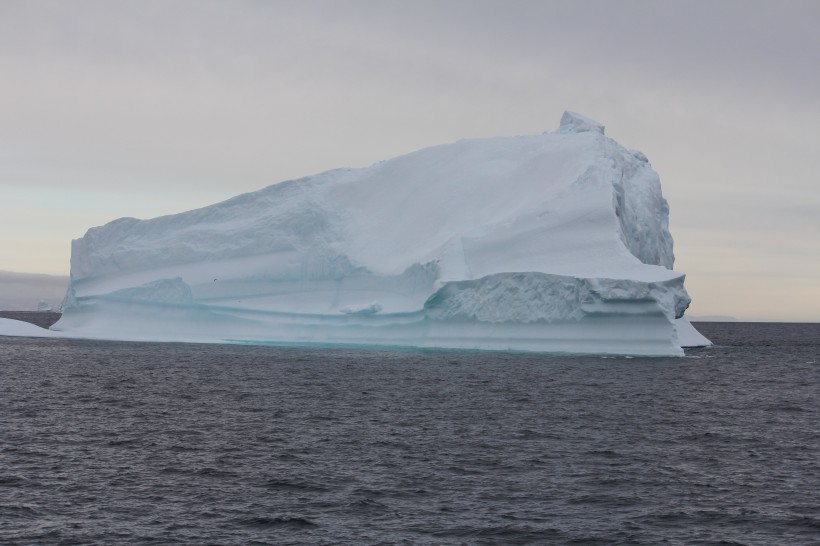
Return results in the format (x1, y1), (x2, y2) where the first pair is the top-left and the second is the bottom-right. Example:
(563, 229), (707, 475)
(46, 111), (709, 355)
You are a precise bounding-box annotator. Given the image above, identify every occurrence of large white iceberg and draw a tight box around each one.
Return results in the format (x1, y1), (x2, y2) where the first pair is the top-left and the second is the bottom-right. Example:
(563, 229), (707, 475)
(48, 112), (709, 355)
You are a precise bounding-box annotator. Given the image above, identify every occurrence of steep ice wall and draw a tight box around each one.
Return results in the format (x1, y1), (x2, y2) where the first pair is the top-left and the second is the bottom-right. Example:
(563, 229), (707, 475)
(51, 112), (709, 355)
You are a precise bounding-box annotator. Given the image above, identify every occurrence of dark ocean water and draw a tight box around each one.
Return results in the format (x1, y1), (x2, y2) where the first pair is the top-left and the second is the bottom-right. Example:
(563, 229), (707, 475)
(1, 323), (818, 545)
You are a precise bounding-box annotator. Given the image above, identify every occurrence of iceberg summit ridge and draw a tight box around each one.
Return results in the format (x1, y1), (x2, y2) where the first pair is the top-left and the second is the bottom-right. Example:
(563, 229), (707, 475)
(51, 111), (710, 355)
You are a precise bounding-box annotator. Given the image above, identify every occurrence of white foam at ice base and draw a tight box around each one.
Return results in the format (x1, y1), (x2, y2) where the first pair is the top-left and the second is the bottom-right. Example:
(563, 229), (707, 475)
(14, 111), (711, 355)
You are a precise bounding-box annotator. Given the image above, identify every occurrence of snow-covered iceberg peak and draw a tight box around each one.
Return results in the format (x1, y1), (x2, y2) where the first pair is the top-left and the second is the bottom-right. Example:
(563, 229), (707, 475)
(51, 112), (710, 355)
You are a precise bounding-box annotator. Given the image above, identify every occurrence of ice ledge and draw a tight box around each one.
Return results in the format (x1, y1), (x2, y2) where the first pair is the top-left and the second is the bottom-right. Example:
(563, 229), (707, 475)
(38, 271), (699, 356)
(674, 317), (713, 348)
(558, 111), (605, 135)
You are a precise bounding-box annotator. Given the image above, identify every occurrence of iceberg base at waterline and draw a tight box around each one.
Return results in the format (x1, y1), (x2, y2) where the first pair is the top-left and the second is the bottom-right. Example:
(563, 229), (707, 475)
(0, 305), (709, 356)
(45, 269), (706, 355)
(7, 112), (711, 355)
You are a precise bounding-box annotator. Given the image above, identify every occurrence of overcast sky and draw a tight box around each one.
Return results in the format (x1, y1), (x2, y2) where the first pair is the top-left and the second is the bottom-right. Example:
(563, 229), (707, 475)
(1, 0), (818, 321)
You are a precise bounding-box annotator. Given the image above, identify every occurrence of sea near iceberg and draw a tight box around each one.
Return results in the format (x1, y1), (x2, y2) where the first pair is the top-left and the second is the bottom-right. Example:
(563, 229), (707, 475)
(1, 322), (818, 545)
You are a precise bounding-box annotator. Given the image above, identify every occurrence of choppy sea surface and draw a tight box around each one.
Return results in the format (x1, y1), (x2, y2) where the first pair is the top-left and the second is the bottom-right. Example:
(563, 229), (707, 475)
(1, 322), (818, 545)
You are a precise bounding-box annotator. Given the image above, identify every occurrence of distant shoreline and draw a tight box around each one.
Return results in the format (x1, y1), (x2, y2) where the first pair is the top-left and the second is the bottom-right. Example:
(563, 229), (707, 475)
(0, 311), (62, 329)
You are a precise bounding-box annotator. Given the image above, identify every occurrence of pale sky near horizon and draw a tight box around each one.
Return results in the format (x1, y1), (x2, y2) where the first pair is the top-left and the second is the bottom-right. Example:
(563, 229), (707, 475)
(1, 0), (818, 321)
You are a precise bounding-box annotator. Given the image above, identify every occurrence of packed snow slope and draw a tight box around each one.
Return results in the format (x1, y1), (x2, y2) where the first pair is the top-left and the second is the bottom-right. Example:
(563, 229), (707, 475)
(51, 112), (710, 355)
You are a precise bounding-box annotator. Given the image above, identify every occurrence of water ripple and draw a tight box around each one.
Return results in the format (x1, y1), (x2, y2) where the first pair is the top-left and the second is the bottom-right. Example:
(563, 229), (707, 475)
(0, 323), (818, 544)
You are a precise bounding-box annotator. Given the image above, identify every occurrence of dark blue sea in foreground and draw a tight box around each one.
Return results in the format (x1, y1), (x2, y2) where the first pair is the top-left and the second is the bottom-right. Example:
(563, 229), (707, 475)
(1, 323), (818, 545)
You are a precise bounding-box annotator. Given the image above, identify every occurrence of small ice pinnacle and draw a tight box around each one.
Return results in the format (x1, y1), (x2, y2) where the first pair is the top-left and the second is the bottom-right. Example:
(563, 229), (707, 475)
(558, 111), (605, 135)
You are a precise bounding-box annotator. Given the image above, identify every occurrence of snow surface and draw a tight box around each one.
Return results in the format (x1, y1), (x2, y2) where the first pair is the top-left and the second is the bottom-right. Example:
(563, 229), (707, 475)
(0, 318), (59, 338)
(34, 111), (710, 355)
(674, 317), (712, 348)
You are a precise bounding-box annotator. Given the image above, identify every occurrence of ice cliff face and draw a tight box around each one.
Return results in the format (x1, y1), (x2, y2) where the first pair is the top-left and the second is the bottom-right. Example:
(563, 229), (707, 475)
(54, 112), (709, 355)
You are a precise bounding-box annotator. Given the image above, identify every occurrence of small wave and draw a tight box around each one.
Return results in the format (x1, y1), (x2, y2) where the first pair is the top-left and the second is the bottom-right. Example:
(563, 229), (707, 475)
(169, 444), (204, 452)
(346, 498), (390, 513)
(765, 403), (806, 412)
(789, 515), (820, 529)
(239, 516), (316, 529)
(194, 467), (239, 478)
(681, 431), (728, 442)
(106, 437), (142, 447)
(516, 429), (561, 440)
(567, 494), (642, 507)
(584, 449), (625, 458)
(0, 503), (42, 518)
(262, 479), (327, 492)
(350, 487), (385, 497)
(446, 466), (483, 475)
(428, 524), (563, 542)
(0, 474), (29, 486)
(636, 511), (690, 527)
